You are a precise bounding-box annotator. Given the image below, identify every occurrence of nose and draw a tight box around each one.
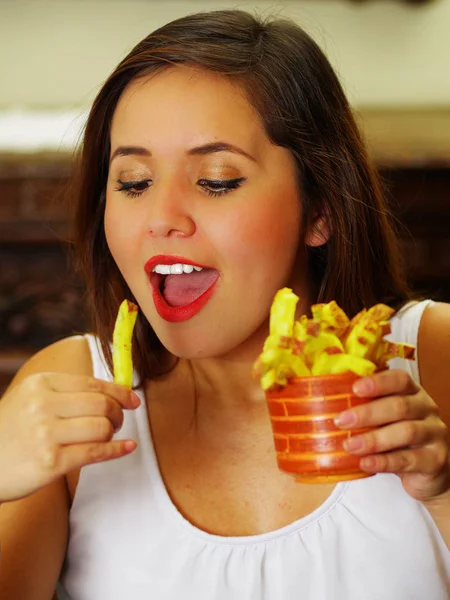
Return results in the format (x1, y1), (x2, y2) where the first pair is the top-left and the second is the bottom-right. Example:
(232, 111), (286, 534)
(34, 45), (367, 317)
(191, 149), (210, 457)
(146, 179), (196, 239)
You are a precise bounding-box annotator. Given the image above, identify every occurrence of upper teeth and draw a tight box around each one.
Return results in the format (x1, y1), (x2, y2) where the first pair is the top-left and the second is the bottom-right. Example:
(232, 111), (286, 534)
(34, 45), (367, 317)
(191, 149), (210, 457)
(152, 263), (203, 275)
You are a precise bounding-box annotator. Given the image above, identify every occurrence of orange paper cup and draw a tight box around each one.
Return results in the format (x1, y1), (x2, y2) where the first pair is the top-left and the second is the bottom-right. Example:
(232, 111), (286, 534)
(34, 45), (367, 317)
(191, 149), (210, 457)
(266, 372), (374, 483)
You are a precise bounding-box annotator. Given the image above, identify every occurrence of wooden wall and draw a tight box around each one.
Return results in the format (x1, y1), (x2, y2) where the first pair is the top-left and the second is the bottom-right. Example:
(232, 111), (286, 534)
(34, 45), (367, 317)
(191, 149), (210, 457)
(0, 156), (88, 393)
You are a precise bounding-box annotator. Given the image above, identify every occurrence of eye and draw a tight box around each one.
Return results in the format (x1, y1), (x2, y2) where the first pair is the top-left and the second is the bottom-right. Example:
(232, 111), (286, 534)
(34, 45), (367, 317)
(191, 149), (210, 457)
(115, 179), (152, 198)
(197, 177), (246, 197)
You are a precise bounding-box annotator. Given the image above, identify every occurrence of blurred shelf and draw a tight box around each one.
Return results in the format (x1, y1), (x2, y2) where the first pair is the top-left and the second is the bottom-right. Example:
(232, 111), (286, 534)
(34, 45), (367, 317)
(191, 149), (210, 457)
(0, 222), (71, 243)
(357, 108), (450, 168)
(0, 151), (72, 176)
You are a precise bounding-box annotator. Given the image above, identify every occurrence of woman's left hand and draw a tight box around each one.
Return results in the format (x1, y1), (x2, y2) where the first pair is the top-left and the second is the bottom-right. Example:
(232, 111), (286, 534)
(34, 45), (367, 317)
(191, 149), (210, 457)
(335, 369), (450, 504)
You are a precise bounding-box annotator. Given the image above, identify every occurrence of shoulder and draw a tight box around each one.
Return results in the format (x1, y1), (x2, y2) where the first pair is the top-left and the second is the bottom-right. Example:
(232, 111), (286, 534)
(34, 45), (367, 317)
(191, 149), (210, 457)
(417, 302), (450, 425)
(418, 301), (450, 370)
(9, 335), (93, 389)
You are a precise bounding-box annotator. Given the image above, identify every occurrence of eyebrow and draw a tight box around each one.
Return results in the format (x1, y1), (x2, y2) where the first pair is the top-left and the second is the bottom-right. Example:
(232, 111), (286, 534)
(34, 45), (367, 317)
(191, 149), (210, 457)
(110, 146), (150, 164)
(109, 141), (257, 165)
(187, 142), (256, 162)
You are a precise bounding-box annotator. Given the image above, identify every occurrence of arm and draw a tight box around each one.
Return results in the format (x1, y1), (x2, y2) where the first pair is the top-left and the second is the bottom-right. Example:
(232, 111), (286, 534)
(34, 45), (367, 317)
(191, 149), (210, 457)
(0, 337), (90, 600)
(0, 336), (135, 599)
(416, 302), (450, 549)
(0, 479), (69, 600)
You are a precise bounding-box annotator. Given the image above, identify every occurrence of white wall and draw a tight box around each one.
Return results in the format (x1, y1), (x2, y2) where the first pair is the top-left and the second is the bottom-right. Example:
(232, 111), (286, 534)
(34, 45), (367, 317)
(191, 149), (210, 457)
(0, 0), (450, 111)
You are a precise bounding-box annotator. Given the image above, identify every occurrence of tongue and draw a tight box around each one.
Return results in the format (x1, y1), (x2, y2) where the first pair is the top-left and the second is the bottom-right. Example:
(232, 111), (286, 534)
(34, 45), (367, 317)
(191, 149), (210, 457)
(162, 269), (219, 307)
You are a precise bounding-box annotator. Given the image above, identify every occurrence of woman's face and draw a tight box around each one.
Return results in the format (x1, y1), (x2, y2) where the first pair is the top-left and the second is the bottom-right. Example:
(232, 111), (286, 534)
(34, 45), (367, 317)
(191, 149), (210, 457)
(105, 66), (310, 359)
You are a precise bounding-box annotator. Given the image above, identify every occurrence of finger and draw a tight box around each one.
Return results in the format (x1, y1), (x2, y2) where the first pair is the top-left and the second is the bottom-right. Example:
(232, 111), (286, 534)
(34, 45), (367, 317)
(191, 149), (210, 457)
(357, 443), (448, 475)
(352, 369), (420, 399)
(52, 417), (116, 445)
(335, 393), (437, 429)
(42, 439), (138, 473)
(35, 372), (140, 409)
(50, 393), (124, 432)
(343, 417), (446, 455)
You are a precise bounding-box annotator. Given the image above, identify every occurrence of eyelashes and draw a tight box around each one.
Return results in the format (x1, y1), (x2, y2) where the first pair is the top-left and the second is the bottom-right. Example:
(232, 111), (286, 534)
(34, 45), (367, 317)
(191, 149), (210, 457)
(197, 177), (246, 197)
(114, 177), (247, 199)
(114, 179), (151, 198)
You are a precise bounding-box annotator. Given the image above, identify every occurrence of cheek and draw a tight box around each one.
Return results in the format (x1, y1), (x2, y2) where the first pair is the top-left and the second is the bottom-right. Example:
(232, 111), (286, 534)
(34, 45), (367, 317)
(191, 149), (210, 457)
(211, 190), (301, 276)
(104, 199), (141, 273)
(250, 209), (299, 258)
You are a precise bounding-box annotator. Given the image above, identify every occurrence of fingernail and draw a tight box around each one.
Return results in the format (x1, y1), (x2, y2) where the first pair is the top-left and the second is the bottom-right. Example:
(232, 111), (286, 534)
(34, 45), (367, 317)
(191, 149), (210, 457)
(130, 392), (141, 408)
(343, 436), (364, 452)
(334, 410), (357, 427)
(124, 440), (137, 453)
(353, 378), (374, 396)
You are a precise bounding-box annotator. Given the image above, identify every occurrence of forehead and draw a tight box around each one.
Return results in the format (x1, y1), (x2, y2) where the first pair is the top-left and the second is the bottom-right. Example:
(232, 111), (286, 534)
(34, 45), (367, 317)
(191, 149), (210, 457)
(110, 66), (268, 150)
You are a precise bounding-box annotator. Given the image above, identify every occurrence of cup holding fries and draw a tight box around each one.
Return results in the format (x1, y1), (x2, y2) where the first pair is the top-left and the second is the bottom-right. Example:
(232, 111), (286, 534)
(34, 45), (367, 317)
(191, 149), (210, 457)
(254, 289), (415, 483)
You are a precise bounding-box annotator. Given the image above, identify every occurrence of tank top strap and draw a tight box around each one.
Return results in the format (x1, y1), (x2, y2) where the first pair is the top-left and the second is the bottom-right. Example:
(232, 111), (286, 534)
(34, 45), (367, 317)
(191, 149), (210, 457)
(387, 299), (435, 385)
(84, 334), (113, 381)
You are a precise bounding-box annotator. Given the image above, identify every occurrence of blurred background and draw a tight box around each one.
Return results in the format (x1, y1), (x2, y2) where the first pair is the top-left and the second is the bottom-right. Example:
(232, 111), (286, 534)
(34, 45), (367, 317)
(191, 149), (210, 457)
(1, 0), (449, 392)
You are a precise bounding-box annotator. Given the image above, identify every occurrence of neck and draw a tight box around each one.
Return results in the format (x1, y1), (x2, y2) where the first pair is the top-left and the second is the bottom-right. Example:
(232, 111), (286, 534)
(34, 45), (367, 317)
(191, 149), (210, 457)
(187, 324), (267, 414)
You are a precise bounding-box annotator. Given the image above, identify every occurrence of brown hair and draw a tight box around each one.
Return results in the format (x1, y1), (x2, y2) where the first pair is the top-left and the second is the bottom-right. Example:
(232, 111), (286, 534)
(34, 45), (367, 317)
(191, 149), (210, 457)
(73, 9), (412, 382)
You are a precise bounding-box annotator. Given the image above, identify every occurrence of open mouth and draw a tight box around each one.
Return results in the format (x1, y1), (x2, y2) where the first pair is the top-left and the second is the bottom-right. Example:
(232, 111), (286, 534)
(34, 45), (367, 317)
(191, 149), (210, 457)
(152, 268), (219, 307)
(145, 257), (220, 322)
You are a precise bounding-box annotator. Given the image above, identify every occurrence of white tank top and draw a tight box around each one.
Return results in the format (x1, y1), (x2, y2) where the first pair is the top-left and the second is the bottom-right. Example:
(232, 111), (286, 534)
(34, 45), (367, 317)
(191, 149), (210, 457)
(58, 300), (450, 600)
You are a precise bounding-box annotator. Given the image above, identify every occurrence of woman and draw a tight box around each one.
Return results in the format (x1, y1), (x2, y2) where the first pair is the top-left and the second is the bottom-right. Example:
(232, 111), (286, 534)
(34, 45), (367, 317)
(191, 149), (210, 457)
(0, 10), (449, 600)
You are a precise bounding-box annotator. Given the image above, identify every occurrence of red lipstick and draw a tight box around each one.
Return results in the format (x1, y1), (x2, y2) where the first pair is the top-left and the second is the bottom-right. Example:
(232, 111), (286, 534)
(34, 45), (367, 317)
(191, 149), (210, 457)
(144, 255), (219, 323)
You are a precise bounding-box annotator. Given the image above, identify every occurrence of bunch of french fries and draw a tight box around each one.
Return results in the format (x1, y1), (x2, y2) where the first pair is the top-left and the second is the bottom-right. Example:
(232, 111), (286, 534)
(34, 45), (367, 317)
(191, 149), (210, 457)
(254, 288), (415, 391)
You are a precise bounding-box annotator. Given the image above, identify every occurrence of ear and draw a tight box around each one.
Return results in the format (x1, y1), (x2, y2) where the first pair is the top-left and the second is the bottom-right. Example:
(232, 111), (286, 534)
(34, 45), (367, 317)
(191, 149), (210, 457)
(305, 213), (331, 248)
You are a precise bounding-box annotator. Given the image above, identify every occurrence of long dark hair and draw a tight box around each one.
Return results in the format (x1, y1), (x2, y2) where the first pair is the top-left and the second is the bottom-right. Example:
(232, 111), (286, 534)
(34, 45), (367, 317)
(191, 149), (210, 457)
(72, 9), (411, 381)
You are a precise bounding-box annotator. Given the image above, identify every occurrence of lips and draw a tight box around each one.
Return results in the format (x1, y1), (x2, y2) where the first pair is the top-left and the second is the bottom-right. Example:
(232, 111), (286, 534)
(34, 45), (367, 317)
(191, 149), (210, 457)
(144, 254), (219, 323)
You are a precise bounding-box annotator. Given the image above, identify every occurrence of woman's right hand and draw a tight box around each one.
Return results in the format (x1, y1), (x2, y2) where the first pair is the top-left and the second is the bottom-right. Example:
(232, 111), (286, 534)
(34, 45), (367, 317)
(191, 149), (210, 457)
(0, 372), (140, 503)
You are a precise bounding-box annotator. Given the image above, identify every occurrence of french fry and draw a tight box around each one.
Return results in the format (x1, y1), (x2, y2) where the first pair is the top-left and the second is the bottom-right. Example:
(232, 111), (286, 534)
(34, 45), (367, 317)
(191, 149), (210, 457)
(255, 347), (311, 390)
(311, 352), (376, 377)
(311, 301), (349, 337)
(112, 299), (138, 389)
(255, 288), (415, 391)
(269, 288), (299, 338)
(373, 339), (416, 370)
(303, 332), (344, 369)
(344, 304), (394, 362)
